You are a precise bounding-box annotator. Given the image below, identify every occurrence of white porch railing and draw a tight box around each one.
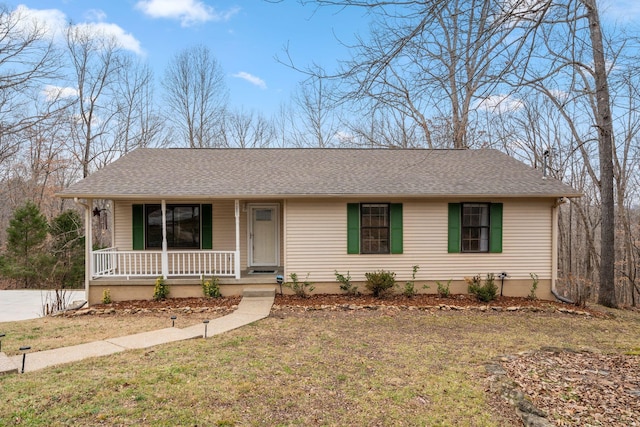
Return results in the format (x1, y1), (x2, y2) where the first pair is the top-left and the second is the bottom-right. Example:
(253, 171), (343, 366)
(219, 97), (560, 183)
(92, 247), (237, 278)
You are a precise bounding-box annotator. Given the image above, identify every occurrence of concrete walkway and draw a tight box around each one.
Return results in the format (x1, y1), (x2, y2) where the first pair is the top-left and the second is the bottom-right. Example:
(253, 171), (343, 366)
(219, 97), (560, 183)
(0, 288), (275, 375)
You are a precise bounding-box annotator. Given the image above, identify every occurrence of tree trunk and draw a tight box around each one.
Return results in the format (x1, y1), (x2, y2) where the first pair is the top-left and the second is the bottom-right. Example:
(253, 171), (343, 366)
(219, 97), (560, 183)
(583, 0), (616, 307)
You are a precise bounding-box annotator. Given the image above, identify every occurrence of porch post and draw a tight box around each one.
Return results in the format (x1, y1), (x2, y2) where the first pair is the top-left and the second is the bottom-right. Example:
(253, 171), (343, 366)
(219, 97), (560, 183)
(235, 199), (241, 279)
(85, 198), (93, 302)
(161, 200), (168, 279)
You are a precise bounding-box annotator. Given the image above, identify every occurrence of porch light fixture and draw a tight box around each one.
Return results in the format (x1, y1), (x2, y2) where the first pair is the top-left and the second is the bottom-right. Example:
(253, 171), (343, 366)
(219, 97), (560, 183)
(498, 272), (508, 296)
(203, 320), (210, 339)
(19, 346), (31, 374)
(171, 316), (177, 327)
(276, 275), (284, 295)
(0, 333), (5, 352)
(92, 207), (108, 229)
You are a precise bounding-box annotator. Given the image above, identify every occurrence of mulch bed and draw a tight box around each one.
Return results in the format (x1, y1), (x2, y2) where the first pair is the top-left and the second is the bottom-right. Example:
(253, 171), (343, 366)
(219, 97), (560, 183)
(89, 293), (602, 317)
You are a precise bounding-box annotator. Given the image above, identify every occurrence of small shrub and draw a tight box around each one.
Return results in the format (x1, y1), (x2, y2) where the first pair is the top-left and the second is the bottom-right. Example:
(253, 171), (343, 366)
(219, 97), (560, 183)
(335, 270), (359, 295)
(528, 273), (538, 300)
(403, 265), (420, 298)
(436, 279), (451, 298)
(365, 270), (396, 298)
(153, 276), (169, 300)
(467, 273), (498, 302)
(202, 276), (222, 298)
(102, 288), (112, 304)
(285, 272), (315, 298)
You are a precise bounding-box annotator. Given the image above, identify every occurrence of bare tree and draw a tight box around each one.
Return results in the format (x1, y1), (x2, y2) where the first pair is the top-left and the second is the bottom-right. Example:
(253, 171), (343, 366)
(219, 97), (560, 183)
(162, 45), (228, 148)
(65, 24), (124, 177)
(0, 5), (62, 167)
(220, 109), (275, 148)
(114, 57), (163, 152)
(291, 68), (341, 147)
(296, 0), (531, 149)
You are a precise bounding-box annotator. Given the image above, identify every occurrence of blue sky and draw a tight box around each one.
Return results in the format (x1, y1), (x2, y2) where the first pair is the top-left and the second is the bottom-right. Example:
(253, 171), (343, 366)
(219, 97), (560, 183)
(6, 0), (369, 116)
(5, 1), (638, 117)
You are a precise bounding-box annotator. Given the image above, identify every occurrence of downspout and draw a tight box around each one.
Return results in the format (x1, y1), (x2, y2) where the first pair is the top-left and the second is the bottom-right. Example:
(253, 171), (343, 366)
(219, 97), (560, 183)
(74, 197), (92, 306)
(552, 197), (574, 304)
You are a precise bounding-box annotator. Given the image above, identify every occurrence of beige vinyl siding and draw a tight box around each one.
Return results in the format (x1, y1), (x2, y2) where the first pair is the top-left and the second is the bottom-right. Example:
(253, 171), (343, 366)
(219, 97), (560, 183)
(284, 199), (553, 283)
(114, 200), (134, 250)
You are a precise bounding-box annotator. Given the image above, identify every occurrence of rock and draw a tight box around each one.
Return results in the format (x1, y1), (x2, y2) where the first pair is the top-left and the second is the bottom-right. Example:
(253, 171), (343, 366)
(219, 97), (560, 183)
(506, 306), (520, 312)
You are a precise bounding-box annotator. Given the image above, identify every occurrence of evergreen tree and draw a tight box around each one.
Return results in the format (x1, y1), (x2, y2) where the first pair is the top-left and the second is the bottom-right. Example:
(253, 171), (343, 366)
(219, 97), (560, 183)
(0, 201), (53, 288)
(50, 210), (85, 289)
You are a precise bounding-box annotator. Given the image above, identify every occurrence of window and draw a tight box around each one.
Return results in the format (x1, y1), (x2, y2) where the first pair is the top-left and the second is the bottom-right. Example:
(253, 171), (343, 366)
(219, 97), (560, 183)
(347, 203), (403, 254)
(461, 203), (489, 252)
(361, 203), (390, 254)
(132, 204), (212, 250)
(448, 203), (502, 253)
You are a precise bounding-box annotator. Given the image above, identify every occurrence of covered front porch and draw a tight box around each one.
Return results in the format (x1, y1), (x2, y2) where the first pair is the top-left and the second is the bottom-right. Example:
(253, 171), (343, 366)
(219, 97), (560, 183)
(83, 198), (283, 283)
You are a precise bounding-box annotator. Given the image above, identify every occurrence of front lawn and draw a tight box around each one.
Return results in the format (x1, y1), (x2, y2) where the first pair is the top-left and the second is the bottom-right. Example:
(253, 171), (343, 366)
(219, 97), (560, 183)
(1, 306), (638, 426)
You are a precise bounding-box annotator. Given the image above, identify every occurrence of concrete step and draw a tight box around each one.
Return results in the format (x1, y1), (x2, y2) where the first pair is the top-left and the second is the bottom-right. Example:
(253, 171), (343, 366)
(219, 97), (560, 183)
(0, 352), (18, 375)
(243, 287), (276, 298)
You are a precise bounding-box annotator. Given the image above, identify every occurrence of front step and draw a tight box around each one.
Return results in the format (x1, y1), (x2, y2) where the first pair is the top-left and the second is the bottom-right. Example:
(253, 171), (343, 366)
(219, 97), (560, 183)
(243, 287), (276, 298)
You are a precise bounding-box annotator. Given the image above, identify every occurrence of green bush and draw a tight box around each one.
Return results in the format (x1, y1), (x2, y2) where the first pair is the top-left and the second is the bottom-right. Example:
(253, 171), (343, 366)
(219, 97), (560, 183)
(365, 270), (396, 298)
(102, 289), (112, 304)
(153, 276), (169, 300)
(436, 279), (451, 298)
(403, 265), (420, 297)
(467, 273), (497, 302)
(335, 270), (359, 295)
(528, 273), (539, 300)
(285, 273), (315, 298)
(202, 276), (222, 298)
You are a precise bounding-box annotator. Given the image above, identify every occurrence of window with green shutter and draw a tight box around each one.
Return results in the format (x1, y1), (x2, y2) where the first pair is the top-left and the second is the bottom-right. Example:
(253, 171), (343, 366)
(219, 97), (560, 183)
(347, 203), (403, 254)
(132, 203), (212, 250)
(448, 203), (503, 253)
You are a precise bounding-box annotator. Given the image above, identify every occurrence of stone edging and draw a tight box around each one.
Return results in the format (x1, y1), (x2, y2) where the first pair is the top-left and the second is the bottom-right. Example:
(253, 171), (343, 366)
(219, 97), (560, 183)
(271, 303), (593, 315)
(58, 305), (238, 317)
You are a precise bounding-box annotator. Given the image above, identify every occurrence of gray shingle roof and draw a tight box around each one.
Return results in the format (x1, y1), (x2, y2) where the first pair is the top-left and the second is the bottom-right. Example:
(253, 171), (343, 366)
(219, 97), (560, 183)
(57, 148), (581, 199)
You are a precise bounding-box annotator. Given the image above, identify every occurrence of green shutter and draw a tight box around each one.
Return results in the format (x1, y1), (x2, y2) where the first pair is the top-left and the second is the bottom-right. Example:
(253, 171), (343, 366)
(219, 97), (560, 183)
(448, 203), (461, 253)
(347, 203), (360, 254)
(390, 203), (403, 254)
(132, 204), (144, 250)
(489, 203), (503, 253)
(201, 204), (213, 250)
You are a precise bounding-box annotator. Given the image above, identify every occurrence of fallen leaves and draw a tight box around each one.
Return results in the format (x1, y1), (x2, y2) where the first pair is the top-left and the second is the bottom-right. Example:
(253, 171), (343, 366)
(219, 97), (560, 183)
(500, 349), (640, 426)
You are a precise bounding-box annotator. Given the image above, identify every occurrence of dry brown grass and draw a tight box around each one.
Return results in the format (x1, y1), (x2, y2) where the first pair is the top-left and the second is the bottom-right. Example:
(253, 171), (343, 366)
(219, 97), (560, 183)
(0, 306), (638, 426)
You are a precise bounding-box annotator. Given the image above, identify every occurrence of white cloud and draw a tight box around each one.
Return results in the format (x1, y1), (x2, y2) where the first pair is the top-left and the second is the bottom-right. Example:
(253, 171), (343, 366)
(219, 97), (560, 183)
(12, 5), (67, 38)
(84, 9), (107, 22)
(475, 94), (524, 113)
(135, 0), (240, 27)
(11, 5), (143, 55)
(233, 72), (267, 89)
(74, 22), (143, 55)
(41, 85), (79, 101)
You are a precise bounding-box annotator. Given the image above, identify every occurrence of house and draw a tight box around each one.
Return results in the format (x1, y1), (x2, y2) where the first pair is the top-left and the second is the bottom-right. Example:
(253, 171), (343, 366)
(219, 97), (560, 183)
(58, 148), (580, 305)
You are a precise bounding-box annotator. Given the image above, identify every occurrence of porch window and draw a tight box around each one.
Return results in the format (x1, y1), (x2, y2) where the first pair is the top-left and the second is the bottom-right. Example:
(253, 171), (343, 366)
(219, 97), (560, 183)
(347, 203), (403, 254)
(448, 203), (503, 253)
(132, 204), (212, 250)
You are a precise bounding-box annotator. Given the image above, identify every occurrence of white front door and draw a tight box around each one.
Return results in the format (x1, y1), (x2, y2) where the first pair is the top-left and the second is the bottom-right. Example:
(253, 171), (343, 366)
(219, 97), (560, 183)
(248, 204), (279, 266)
